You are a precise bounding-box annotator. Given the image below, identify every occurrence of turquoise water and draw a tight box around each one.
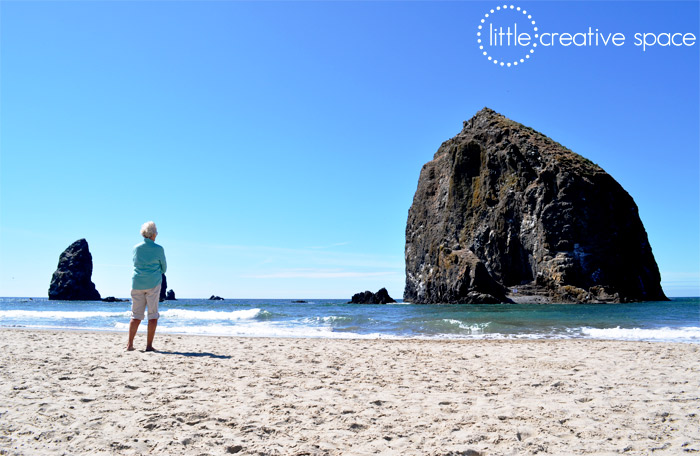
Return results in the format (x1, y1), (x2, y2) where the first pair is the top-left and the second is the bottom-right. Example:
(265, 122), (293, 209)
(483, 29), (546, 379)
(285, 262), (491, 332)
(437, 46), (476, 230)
(0, 297), (698, 343)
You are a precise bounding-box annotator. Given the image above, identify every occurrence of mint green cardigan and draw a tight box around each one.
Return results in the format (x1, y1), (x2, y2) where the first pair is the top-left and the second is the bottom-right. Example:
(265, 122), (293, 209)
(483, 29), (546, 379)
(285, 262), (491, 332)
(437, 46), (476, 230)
(131, 238), (167, 290)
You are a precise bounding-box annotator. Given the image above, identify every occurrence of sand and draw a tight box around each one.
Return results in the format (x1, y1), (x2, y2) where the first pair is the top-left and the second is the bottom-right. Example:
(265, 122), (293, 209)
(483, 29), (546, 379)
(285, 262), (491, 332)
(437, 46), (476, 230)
(0, 330), (698, 455)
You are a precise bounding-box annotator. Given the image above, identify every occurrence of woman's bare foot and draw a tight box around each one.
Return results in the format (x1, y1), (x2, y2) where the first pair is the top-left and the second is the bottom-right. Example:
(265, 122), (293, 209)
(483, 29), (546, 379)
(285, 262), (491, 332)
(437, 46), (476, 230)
(126, 345), (135, 352)
(145, 346), (157, 352)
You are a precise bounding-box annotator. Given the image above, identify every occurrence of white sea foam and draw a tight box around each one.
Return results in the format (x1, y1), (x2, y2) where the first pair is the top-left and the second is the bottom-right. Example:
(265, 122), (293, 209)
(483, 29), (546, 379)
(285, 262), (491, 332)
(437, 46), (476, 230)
(302, 315), (363, 324)
(159, 308), (264, 321)
(0, 308), (264, 322)
(443, 319), (462, 326)
(11, 320), (700, 343)
(580, 326), (700, 343)
(442, 319), (490, 333)
(423, 331), (562, 341)
(112, 320), (395, 339)
(0, 310), (129, 319)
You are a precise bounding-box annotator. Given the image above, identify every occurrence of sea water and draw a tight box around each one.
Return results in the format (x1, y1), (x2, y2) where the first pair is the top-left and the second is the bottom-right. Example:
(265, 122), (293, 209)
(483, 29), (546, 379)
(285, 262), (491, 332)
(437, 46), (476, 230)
(0, 297), (698, 343)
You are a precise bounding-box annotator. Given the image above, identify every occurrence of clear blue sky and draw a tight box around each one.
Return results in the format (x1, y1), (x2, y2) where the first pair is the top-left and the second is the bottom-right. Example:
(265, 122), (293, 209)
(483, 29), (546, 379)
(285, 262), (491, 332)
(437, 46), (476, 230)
(1, 1), (698, 299)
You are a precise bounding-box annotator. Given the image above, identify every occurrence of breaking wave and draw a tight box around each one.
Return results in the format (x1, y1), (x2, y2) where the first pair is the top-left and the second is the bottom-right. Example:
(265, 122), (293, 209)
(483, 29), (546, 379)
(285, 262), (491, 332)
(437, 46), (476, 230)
(580, 326), (700, 343)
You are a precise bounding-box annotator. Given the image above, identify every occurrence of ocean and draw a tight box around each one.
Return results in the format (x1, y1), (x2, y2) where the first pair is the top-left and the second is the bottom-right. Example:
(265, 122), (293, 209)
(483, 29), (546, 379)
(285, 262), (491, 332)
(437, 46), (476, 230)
(1, 297), (698, 343)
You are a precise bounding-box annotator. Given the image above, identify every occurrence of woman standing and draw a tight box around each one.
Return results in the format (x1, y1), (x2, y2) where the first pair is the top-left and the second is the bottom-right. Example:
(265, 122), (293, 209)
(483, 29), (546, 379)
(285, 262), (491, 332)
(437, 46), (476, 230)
(126, 221), (167, 352)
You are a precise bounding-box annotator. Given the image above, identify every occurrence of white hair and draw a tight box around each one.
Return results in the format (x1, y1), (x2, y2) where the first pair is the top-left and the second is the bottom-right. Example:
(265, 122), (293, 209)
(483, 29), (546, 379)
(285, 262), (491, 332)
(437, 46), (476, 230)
(140, 221), (158, 238)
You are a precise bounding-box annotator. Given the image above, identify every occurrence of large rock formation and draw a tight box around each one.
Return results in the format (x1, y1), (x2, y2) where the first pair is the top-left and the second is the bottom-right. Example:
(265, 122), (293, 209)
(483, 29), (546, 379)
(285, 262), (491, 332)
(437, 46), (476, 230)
(349, 288), (396, 304)
(404, 108), (667, 304)
(48, 239), (101, 301)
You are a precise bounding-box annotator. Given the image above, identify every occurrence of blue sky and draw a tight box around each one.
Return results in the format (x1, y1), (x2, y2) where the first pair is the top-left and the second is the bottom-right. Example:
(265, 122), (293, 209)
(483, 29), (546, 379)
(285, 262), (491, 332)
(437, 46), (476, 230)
(1, 1), (698, 299)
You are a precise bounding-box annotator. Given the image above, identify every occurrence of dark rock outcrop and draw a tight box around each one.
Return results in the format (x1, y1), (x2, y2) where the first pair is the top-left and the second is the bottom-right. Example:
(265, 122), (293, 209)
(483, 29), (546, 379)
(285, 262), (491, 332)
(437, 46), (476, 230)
(349, 288), (396, 304)
(209, 295), (224, 301)
(404, 108), (668, 304)
(48, 239), (101, 301)
(102, 296), (128, 302)
(159, 274), (176, 301)
(160, 274), (168, 302)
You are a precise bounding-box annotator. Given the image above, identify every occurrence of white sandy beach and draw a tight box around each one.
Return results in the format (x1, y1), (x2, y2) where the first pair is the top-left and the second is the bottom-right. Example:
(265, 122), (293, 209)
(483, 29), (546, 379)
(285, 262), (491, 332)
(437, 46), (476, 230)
(0, 329), (698, 455)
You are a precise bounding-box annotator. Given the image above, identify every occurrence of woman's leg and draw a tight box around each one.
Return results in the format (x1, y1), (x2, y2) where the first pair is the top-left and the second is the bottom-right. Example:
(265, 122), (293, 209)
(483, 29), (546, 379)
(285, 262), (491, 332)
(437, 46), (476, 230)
(126, 319), (140, 351)
(144, 284), (161, 352)
(146, 319), (158, 351)
(127, 289), (146, 351)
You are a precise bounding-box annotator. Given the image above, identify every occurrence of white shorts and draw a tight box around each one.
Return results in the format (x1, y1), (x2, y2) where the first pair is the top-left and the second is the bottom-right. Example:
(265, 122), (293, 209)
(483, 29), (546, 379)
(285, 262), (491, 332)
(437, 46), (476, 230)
(130, 284), (161, 321)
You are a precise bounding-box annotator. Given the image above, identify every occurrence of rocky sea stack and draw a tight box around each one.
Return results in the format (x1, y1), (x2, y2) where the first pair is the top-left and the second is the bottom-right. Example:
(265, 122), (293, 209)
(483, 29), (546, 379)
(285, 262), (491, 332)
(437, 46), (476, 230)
(349, 288), (396, 304)
(48, 239), (101, 301)
(159, 274), (176, 301)
(404, 108), (667, 304)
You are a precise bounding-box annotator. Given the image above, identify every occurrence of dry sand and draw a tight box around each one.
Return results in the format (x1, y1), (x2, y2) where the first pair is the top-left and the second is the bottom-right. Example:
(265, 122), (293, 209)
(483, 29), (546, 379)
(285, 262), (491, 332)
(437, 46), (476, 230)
(0, 329), (698, 455)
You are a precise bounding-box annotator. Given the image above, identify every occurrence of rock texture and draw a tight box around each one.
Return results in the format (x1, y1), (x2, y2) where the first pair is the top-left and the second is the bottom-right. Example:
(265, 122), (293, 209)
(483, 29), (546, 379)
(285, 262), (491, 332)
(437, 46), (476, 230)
(404, 108), (667, 304)
(209, 295), (224, 301)
(160, 274), (168, 302)
(48, 239), (101, 301)
(159, 274), (176, 301)
(349, 288), (396, 304)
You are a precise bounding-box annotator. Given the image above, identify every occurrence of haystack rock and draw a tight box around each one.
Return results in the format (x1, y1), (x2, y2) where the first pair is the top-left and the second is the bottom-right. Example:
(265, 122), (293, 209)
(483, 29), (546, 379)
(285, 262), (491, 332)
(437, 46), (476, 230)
(404, 108), (667, 304)
(48, 239), (101, 301)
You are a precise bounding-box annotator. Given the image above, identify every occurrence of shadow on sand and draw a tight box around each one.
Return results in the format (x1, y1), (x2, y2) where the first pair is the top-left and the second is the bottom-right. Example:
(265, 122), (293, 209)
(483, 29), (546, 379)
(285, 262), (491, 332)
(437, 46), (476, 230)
(157, 351), (232, 359)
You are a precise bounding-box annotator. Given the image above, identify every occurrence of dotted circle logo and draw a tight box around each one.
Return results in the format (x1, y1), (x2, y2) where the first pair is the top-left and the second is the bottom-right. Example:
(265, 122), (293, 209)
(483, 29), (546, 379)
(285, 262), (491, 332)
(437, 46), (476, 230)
(477, 5), (539, 67)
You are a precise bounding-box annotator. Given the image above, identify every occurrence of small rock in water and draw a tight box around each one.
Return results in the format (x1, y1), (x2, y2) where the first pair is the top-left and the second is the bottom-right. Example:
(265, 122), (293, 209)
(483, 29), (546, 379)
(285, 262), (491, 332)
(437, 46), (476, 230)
(348, 288), (396, 304)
